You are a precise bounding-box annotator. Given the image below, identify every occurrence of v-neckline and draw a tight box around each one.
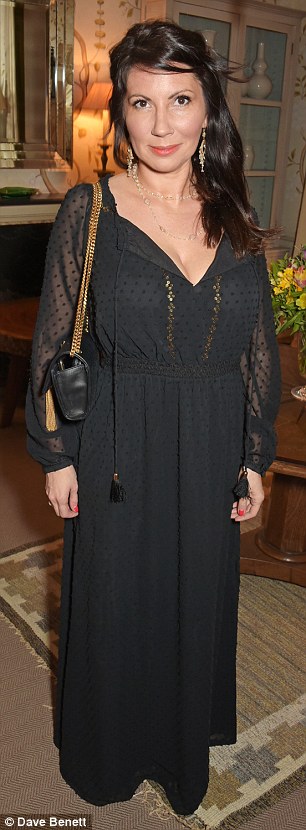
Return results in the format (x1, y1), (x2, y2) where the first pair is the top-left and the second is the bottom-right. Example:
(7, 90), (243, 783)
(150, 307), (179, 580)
(106, 176), (224, 288)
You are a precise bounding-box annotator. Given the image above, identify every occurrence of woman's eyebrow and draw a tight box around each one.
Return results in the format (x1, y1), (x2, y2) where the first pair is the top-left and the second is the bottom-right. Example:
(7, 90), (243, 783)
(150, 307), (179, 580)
(127, 94), (151, 101)
(169, 89), (194, 98)
(127, 88), (194, 102)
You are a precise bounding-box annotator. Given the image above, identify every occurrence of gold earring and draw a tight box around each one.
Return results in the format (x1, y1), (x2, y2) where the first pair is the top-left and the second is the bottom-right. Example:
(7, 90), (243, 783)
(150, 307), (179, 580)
(199, 127), (206, 173)
(127, 145), (134, 176)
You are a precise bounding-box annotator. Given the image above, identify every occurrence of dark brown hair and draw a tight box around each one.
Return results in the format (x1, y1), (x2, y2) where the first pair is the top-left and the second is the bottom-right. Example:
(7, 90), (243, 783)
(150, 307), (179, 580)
(109, 20), (275, 257)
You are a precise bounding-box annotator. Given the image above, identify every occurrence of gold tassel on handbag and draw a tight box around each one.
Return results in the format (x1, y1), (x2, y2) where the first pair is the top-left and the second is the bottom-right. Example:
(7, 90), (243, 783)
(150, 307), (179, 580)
(44, 181), (103, 431)
(45, 388), (58, 432)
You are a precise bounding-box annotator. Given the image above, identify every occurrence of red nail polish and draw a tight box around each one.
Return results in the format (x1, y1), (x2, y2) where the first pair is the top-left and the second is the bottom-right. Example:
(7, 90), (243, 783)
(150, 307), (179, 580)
(238, 509), (245, 516)
(73, 506), (79, 513)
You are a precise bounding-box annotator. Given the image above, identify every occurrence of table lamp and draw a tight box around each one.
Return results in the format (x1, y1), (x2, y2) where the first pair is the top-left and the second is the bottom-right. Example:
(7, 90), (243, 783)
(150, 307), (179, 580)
(82, 81), (113, 177)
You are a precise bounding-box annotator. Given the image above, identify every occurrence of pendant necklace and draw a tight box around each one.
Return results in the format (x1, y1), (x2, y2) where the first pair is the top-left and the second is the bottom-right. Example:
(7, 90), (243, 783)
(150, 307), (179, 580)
(131, 166), (204, 242)
(131, 164), (196, 202)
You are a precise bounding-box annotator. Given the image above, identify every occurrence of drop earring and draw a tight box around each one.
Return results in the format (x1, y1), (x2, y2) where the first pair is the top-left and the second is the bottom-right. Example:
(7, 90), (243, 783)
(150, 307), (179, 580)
(199, 127), (206, 173)
(126, 145), (134, 176)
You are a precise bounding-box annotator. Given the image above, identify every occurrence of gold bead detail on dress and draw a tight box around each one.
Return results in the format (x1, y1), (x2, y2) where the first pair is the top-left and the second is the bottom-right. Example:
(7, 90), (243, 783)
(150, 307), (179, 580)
(162, 272), (222, 362)
(202, 275), (222, 360)
(163, 271), (176, 358)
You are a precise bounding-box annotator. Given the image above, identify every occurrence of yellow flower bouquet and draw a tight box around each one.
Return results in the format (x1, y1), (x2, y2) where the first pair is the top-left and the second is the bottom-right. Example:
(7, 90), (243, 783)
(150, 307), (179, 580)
(269, 245), (306, 376)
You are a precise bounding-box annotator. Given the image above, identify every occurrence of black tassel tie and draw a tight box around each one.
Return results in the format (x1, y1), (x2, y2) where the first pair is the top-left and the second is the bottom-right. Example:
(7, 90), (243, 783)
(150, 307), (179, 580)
(233, 466), (250, 500)
(110, 240), (127, 504)
(110, 472), (126, 503)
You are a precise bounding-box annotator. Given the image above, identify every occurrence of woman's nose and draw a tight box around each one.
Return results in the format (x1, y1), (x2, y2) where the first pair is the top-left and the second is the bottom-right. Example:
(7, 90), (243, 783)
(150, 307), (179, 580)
(151, 107), (174, 137)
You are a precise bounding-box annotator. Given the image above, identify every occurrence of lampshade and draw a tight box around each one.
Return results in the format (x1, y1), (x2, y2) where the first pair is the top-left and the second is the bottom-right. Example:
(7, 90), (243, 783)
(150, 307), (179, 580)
(82, 82), (112, 111)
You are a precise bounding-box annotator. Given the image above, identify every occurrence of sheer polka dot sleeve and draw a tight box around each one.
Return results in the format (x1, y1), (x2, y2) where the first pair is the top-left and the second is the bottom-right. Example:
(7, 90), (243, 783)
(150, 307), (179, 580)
(26, 184), (92, 472)
(240, 252), (281, 476)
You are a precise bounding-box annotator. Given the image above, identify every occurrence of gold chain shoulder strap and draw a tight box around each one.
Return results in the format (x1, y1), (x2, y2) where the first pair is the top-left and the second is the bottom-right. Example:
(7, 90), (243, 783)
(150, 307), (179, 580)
(45, 181), (103, 432)
(70, 180), (103, 356)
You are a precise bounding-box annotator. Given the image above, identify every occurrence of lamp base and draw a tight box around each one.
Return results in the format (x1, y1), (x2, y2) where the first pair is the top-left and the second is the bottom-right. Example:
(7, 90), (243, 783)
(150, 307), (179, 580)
(95, 143), (114, 178)
(94, 168), (115, 178)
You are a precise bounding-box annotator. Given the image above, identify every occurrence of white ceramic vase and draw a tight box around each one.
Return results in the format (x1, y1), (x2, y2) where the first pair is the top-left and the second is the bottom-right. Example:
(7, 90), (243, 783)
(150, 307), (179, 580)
(247, 42), (273, 100)
(244, 144), (255, 170)
(202, 29), (217, 49)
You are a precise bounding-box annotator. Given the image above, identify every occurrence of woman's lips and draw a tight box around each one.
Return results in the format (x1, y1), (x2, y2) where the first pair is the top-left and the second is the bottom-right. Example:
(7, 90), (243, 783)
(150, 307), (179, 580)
(149, 145), (180, 156)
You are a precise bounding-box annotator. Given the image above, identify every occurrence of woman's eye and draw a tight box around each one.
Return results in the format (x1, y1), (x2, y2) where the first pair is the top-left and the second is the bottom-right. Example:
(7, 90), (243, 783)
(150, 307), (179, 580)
(175, 95), (191, 106)
(133, 99), (149, 109)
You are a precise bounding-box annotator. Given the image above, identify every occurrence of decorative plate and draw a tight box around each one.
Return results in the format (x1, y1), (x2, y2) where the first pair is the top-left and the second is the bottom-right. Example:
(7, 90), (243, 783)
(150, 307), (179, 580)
(0, 187), (38, 198)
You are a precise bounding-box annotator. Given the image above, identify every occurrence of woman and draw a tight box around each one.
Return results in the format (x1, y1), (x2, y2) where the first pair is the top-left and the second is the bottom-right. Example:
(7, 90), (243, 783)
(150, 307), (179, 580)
(26, 20), (281, 818)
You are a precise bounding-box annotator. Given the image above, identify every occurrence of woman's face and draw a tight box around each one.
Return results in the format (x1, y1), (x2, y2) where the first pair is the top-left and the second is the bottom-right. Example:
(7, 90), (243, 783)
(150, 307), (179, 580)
(124, 65), (207, 172)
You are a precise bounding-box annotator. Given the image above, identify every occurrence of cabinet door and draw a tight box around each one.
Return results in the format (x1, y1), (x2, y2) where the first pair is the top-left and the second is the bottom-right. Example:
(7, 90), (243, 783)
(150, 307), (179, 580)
(238, 23), (292, 228)
(172, 2), (240, 118)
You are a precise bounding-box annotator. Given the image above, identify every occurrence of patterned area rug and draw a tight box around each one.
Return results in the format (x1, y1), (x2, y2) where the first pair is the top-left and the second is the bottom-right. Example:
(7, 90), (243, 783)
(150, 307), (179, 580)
(0, 539), (305, 830)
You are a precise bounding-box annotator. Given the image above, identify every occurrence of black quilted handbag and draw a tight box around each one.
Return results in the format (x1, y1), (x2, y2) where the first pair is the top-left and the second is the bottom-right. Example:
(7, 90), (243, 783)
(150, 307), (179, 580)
(44, 180), (102, 429)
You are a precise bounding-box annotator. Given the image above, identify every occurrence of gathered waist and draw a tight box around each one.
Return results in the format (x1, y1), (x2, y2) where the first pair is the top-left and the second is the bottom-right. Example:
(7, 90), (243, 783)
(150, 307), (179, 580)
(100, 354), (240, 379)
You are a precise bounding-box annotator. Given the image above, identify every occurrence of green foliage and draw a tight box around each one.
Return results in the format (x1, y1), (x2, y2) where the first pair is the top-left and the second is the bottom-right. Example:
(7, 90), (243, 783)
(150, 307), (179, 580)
(268, 245), (306, 336)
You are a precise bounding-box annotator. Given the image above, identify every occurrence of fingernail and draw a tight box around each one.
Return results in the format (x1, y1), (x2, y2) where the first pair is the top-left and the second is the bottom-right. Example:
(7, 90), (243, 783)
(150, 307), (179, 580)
(238, 509), (245, 516)
(73, 506), (79, 513)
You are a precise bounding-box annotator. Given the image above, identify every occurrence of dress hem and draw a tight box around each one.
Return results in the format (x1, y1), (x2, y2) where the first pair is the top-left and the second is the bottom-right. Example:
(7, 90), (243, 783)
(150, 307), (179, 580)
(57, 762), (205, 816)
(54, 732), (237, 816)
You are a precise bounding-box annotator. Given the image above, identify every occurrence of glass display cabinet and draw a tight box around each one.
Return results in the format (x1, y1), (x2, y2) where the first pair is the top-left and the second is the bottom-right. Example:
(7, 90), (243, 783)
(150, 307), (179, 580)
(140, 0), (303, 234)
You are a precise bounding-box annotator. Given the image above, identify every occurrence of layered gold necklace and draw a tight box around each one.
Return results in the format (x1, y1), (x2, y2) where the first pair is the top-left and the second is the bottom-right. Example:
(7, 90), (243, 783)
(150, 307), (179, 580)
(131, 165), (204, 242)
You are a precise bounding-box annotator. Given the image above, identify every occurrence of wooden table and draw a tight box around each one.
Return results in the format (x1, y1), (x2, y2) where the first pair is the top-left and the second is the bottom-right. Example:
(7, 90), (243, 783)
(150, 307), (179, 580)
(0, 297), (39, 427)
(240, 344), (306, 587)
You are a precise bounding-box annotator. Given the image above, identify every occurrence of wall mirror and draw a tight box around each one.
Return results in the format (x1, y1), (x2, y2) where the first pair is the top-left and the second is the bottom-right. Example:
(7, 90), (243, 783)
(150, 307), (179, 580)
(0, 0), (74, 169)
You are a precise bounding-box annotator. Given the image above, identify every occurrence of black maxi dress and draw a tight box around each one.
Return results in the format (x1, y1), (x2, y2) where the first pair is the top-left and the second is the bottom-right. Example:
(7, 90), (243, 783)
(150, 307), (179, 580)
(26, 176), (281, 816)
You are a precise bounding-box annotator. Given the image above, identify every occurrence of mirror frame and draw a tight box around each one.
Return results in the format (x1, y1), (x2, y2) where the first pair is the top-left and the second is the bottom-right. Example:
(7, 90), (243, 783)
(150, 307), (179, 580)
(0, 0), (74, 169)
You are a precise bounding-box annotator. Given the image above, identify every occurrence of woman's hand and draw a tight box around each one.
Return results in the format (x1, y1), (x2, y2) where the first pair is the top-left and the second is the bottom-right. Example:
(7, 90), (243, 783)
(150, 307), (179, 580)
(45, 465), (79, 519)
(231, 468), (264, 523)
